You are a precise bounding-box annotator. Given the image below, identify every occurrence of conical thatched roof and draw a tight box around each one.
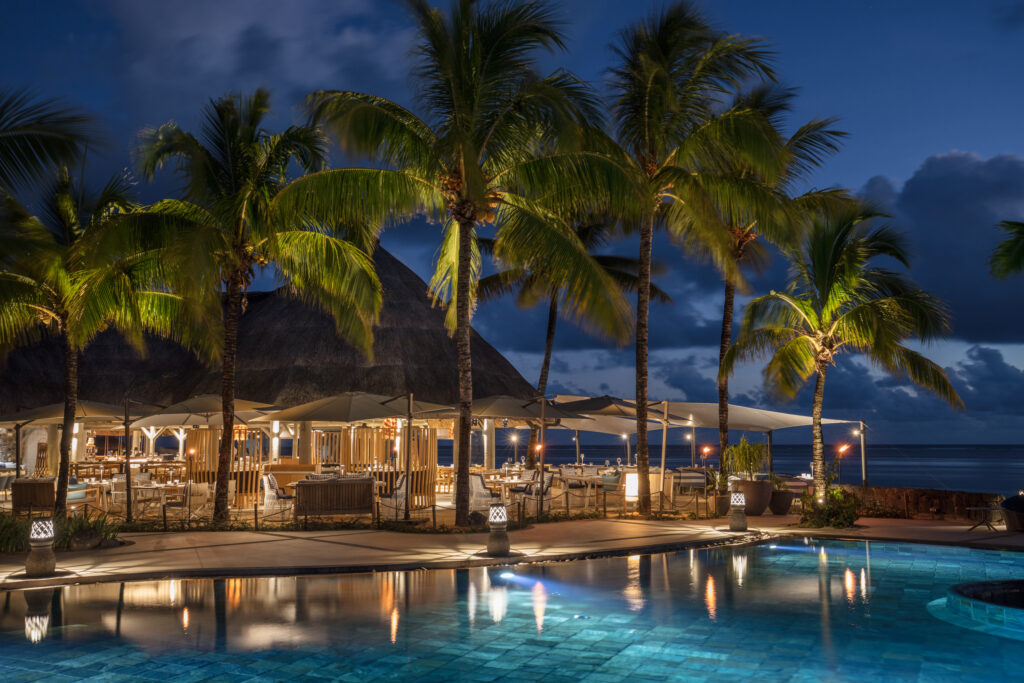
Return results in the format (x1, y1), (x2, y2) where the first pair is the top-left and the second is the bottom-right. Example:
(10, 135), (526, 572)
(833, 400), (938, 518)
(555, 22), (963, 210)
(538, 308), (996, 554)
(0, 248), (534, 411)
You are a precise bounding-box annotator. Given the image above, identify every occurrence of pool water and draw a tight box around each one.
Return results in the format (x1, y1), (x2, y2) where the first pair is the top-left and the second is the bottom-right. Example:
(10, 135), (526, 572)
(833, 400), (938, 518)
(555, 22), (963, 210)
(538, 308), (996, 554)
(1, 539), (1023, 681)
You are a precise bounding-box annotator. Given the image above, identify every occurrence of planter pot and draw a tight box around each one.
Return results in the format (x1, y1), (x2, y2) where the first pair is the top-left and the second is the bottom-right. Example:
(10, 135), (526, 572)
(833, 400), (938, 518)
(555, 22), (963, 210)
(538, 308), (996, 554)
(712, 494), (730, 517)
(1001, 495), (1024, 532)
(734, 480), (773, 516)
(769, 490), (797, 516)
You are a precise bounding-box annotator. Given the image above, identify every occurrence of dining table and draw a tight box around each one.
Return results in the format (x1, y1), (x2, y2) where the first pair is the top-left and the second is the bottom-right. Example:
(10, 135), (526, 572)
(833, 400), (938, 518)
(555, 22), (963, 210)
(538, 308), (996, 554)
(559, 474), (606, 507)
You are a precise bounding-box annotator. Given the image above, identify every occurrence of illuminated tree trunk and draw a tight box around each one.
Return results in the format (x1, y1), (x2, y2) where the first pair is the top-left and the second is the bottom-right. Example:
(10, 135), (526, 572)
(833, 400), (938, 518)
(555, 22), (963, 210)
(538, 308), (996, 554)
(214, 271), (243, 522)
(635, 213), (654, 513)
(811, 364), (827, 498)
(454, 215), (474, 526)
(526, 296), (558, 469)
(54, 332), (76, 516)
(717, 278), (735, 482)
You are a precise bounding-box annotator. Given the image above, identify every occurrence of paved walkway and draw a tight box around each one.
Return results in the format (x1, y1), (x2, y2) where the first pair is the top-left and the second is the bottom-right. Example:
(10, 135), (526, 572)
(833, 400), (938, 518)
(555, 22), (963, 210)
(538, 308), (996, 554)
(1, 515), (1021, 590)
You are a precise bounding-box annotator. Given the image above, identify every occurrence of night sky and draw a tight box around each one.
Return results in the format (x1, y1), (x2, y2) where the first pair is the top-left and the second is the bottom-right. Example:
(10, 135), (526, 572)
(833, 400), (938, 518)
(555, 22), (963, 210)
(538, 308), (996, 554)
(2, 1), (1023, 443)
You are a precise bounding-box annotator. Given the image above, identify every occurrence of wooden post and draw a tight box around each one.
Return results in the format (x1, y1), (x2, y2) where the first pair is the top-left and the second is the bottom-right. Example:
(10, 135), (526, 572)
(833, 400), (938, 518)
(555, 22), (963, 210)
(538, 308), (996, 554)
(859, 421), (868, 486)
(254, 501), (259, 531)
(766, 430), (774, 473)
(574, 430), (581, 464)
(14, 423), (22, 479)
(123, 399), (133, 524)
(162, 504), (167, 531)
(404, 393), (413, 521)
(537, 396), (546, 517)
(659, 401), (669, 509)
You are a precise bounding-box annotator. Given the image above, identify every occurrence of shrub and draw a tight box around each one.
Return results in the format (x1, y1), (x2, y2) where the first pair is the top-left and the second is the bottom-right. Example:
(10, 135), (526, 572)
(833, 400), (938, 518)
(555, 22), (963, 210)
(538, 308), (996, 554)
(0, 512), (120, 552)
(724, 436), (767, 480)
(799, 487), (859, 528)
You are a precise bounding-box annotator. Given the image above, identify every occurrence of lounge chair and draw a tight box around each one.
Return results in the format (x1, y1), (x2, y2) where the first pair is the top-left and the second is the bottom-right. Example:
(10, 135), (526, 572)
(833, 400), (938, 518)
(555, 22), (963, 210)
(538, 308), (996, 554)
(261, 473), (294, 519)
(378, 473), (408, 520)
(469, 473), (500, 512)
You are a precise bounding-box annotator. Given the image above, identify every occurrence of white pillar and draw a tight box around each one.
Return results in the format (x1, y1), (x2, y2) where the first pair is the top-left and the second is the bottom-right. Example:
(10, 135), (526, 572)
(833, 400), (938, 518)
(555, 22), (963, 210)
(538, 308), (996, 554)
(483, 419), (495, 469)
(270, 420), (281, 463)
(46, 424), (59, 475)
(175, 428), (186, 458)
(296, 421), (313, 465)
(73, 423), (86, 462)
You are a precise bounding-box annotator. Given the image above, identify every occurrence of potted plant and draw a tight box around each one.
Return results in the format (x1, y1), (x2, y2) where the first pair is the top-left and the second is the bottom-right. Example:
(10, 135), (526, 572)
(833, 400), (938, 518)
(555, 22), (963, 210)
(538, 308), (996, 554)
(706, 470), (730, 517)
(724, 437), (772, 516)
(769, 473), (797, 515)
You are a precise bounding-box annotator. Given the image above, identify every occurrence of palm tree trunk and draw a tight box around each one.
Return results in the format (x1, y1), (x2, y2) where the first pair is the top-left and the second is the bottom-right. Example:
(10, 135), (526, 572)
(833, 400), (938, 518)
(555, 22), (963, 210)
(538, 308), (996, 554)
(811, 364), (827, 500)
(54, 333), (77, 517)
(717, 278), (735, 484)
(635, 213), (654, 513)
(526, 295), (558, 469)
(453, 216), (474, 526)
(214, 271), (243, 522)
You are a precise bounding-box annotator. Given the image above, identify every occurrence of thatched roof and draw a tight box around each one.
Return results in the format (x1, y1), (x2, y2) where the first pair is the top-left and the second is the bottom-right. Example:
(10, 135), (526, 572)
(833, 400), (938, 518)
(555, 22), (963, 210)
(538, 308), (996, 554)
(0, 248), (535, 411)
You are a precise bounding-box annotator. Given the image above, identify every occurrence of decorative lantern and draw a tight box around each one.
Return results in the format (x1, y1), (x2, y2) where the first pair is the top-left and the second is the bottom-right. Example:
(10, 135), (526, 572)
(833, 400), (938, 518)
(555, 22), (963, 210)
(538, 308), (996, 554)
(486, 502), (510, 556)
(729, 490), (748, 532)
(25, 517), (56, 577)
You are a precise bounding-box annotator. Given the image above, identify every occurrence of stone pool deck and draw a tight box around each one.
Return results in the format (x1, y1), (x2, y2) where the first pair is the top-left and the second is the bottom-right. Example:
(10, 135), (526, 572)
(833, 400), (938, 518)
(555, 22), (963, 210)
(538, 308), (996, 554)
(1, 515), (1022, 590)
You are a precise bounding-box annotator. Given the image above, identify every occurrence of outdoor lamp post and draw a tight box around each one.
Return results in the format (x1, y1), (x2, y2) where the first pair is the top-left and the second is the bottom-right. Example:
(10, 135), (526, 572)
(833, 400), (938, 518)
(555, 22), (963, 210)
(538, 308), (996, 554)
(487, 502), (510, 556)
(621, 433), (629, 465)
(729, 491), (748, 532)
(511, 434), (518, 462)
(26, 517), (56, 577)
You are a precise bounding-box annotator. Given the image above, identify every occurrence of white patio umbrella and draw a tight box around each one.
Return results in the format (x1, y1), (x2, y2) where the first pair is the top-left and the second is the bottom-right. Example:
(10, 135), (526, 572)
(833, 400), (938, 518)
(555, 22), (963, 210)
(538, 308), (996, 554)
(254, 392), (448, 425)
(0, 400), (152, 425)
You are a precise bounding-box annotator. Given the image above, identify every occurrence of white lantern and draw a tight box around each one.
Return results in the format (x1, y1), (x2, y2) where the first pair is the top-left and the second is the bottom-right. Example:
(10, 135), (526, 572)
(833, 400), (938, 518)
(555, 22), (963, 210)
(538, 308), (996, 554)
(30, 517), (54, 543)
(730, 492), (746, 508)
(489, 502), (508, 526)
(26, 517), (56, 577)
(486, 503), (510, 557)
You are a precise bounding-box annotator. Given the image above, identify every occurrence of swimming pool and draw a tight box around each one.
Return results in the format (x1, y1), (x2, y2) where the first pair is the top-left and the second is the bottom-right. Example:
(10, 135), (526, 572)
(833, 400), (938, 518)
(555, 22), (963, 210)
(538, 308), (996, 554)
(1, 539), (1023, 681)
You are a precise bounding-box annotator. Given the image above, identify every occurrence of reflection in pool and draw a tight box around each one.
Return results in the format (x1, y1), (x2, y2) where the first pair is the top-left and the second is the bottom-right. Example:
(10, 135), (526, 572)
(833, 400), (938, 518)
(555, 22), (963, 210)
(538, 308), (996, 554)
(1, 539), (1023, 680)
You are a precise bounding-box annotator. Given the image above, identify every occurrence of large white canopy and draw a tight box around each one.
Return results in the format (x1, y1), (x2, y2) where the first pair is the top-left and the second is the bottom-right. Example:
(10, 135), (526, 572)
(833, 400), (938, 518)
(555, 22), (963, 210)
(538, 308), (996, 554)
(554, 394), (858, 434)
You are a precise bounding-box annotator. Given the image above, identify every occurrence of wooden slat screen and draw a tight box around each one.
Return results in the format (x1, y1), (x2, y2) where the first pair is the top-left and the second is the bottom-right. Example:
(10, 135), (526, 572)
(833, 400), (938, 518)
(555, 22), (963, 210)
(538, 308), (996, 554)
(312, 425), (437, 509)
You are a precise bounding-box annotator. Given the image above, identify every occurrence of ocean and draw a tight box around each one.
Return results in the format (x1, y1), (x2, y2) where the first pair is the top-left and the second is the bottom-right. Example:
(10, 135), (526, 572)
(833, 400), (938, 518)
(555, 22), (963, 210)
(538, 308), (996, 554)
(437, 443), (1024, 497)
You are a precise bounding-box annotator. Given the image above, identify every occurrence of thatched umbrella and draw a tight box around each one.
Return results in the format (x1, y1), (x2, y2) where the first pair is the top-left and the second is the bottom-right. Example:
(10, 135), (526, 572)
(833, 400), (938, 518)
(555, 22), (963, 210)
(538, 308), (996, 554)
(255, 392), (406, 425)
(0, 248), (533, 410)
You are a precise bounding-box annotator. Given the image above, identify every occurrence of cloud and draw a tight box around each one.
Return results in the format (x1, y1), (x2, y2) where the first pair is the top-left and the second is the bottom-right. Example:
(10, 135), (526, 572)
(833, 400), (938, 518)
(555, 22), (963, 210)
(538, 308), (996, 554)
(862, 152), (1024, 343)
(104, 0), (416, 129)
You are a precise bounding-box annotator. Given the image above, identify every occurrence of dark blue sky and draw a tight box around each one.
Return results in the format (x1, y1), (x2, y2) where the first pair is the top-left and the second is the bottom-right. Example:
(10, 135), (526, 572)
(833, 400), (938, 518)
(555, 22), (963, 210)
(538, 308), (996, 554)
(3, 1), (1023, 443)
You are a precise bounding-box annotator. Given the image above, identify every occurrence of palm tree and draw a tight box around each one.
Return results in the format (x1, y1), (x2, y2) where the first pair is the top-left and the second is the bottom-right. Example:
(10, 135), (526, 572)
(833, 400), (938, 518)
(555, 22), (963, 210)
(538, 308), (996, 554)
(0, 89), (91, 191)
(990, 220), (1024, 278)
(138, 89), (383, 521)
(299, 0), (632, 525)
(606, 1), (777, 512)
(693, 86), (848, 478)
(0, 166), (198, 515)
(723, 202), (964, 496)
(477, 216), (670, 466)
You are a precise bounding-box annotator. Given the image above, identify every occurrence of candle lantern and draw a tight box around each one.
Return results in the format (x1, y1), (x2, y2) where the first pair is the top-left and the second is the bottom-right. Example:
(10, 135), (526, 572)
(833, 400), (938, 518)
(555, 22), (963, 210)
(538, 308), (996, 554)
(486, 502), (510, 556)
(25, 517), (56, 577)
(729, 491), (748, 532)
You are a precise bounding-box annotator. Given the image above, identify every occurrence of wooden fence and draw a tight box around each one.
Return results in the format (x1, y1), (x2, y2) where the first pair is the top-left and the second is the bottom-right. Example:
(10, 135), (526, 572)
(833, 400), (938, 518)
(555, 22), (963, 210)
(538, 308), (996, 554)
(184, 427), (265, 507)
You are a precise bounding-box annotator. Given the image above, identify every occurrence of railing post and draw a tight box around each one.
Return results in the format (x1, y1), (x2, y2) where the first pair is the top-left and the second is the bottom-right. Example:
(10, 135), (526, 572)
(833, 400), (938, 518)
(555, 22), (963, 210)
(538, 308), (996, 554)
(254, 501), (259, 531)
(162, 504), (167, 532)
